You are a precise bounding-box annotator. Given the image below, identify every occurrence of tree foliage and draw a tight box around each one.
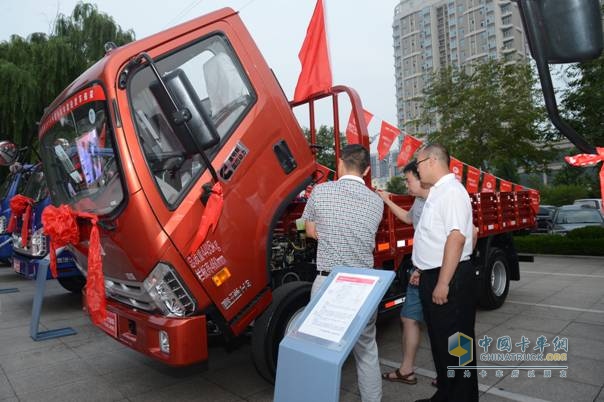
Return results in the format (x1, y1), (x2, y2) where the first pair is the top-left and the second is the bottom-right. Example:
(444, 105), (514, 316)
(561, 16), (604, 148)
(421, 60), (554, 180)
(386, 176), (406, 194)
(0, 2), (134, 161)
(303, 125), (342, 172)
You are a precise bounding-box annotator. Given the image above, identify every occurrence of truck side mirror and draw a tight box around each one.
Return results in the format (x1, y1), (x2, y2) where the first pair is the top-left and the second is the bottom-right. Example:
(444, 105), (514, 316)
(516, 0), (602, 154)
(0, 141), (18, 166)
(519, 0), (603, 63)
(151, 68), (220, 155)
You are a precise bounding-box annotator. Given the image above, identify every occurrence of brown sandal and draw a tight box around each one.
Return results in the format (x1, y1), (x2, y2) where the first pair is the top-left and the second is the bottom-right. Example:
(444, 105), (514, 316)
(381, 369), (418, 384)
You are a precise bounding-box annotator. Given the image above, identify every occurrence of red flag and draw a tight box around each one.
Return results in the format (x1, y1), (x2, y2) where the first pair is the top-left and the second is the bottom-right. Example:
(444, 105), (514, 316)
(466, 165), (480, 193)
(513, 184), (524, 191)
(293, 0), (332, 102)
(377, 121), (399, 160)
(396, 135), (423, 167)
(500, 180), (513, 192)
(482, 173), (496, 193)
(565, 147), (604, 213)
(449, 158), (463, 182)
(345, 109), (374, 145)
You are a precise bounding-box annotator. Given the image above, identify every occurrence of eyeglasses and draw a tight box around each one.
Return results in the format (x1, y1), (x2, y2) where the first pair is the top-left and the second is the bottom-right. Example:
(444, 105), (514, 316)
(416, 157), (430, 166)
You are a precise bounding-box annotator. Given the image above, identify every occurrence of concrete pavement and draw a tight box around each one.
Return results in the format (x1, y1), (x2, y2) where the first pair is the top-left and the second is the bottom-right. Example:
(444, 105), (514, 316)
(1, 255), (603, 401)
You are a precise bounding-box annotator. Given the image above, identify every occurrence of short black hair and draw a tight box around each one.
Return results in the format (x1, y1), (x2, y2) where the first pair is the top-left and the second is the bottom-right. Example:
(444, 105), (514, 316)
(402, 159), (419, 179)
(340, 144), (370, 174)
(421, 143), (450, 167)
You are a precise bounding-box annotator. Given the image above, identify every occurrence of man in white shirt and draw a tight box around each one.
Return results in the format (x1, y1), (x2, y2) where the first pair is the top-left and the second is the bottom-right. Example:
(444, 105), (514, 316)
(412, 144), (478, 402)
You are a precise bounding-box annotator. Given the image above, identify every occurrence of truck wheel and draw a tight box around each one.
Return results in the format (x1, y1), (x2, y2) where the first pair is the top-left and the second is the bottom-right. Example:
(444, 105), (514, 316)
(251, 281), (311, 383)
(57, 276), (86, 294)
(479, 248), (510, 310)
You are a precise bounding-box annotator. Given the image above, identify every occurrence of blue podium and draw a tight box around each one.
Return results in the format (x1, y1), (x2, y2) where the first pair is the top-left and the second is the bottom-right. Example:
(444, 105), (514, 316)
(274, 266), (395, 402)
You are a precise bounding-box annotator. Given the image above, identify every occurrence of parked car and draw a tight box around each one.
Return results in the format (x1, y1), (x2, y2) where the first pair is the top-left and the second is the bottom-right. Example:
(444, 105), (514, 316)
(550, 205), (604, 235)
(533, 204), (556, 233)
(573, 199), (603, 215)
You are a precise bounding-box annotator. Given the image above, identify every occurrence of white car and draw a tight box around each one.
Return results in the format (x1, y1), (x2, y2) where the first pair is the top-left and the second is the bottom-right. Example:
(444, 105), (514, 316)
(573, 198), (603, 215)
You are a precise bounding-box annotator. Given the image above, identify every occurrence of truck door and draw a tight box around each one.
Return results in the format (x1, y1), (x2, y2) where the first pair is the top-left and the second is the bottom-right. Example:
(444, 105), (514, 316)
(123, 18), (314, 328)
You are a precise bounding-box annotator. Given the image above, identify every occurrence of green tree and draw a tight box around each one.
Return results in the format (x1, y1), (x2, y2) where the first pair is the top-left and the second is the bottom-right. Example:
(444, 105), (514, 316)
(303, 125), (342, 172)
(0, 2), (134, 161)
(386, 176), (406, 194)
(421, 60), (554, 180)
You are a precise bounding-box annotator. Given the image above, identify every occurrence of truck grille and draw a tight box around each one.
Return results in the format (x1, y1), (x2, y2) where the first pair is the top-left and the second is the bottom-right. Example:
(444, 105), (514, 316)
(104, 277), (156, 312)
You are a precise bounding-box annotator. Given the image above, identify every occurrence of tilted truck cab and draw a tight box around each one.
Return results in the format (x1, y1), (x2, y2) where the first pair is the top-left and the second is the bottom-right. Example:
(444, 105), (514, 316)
(37, 7), (536, 380)
(38, 8), (316, 367)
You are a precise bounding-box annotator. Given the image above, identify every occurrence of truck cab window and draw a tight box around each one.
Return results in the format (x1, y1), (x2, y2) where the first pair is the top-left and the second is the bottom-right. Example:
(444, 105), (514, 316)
(129, 34), (256, 206)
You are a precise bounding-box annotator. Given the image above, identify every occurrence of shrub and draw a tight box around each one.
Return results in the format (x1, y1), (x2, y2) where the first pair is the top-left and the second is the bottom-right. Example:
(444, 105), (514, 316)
(566, 226), (604, 239)
(513, 234), (604, 256)
(539, 184), (590, 206)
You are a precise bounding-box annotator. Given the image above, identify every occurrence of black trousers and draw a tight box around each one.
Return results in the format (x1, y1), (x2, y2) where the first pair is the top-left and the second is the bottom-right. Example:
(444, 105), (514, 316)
(419, 260), (479, 402)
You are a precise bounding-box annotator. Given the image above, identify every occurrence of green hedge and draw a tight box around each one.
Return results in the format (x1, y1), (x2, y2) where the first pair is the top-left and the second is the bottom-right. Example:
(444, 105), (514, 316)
(514, 233), (604, 256)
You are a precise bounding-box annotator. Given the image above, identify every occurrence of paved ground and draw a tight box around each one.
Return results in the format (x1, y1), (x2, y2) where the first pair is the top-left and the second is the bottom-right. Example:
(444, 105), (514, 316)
(1, 255), (603, 402)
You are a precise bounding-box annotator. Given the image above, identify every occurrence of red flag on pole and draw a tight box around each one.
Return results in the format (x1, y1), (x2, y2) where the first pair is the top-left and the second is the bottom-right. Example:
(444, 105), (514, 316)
(482, 173), (496, 193)
(499, 180), (513, 192)
(396, 135), (423, 167)
(293, 0), (332, 102)
(466, 165), (480, 193)
(513, 184), (524, 191)
(449, 158), (463, 182)
(345, 109), (374, 145)
(377, 121), (399, 160)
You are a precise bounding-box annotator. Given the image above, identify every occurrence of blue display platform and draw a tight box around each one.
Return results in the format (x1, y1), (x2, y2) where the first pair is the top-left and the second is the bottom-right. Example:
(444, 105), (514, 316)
(274, 266), (395, 402)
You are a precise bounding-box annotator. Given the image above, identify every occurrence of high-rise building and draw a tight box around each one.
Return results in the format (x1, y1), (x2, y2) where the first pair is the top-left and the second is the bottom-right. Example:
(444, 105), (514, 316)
(393, 0), (530, 134)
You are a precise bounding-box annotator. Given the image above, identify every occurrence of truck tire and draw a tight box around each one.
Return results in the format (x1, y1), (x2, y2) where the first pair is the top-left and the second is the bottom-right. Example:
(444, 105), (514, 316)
(57, 276), (86, 294)
(251, 281), (311, 383)
(479, 248), (510, 310)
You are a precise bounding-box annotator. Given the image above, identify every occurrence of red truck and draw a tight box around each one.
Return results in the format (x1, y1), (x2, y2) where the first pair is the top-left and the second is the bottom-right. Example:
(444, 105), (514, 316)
(36, 7), (536, 381)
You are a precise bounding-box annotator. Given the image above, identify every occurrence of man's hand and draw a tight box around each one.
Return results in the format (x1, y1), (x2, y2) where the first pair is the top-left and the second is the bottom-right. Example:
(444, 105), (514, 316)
(376, 189), (391, 202)
(409, 270), (420, 286)
(432, 282), (449, 305)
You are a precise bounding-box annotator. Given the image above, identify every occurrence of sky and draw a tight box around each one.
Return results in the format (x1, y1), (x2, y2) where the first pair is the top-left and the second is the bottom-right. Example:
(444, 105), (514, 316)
(0, 0), (400, 141)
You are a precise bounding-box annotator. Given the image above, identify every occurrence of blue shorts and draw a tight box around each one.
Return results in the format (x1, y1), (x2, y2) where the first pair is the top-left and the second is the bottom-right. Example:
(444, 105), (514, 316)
(401, 284), (424, 322)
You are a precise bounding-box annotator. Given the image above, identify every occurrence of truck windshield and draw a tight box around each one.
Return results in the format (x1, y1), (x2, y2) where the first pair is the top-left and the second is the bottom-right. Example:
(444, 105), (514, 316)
(129, 34), (255, 205)
(22, 169), (48, 203)
(39, 85), (124, 215)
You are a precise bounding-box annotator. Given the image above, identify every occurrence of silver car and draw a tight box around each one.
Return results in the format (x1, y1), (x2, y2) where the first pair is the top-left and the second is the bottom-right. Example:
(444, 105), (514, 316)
(550, 205), (604, 235)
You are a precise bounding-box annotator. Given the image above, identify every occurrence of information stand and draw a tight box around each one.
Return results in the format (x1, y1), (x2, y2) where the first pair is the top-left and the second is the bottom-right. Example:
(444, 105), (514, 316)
(274, 266), (395, 402)
(30, 257), (77, 341)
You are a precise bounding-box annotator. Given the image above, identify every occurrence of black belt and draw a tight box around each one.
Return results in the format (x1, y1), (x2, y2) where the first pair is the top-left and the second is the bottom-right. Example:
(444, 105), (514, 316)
(420, 260), (472, 275)
(317, 270), (331, 276)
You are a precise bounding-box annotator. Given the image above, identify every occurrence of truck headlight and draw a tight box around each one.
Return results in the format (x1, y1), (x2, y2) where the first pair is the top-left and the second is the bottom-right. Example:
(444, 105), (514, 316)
(0, 216), (7, 234)
(30, 228), (48, 257)
(143, 262), (196, 317)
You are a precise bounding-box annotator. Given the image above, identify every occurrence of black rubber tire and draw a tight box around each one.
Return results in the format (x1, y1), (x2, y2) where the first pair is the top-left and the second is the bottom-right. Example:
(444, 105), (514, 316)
(251, 281), (311, 383)
(479, 248), (510, 310)
(57, 276), (86, 294)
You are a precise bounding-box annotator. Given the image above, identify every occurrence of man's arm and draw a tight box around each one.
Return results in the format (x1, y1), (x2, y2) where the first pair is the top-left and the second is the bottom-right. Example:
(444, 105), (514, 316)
(305, 221), (317, 239)
(433, 230), (465, 305)
(472, 225), (479, 249)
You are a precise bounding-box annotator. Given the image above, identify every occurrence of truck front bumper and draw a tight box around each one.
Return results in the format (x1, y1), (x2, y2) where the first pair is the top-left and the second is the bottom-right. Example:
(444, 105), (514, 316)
(93, 297), (208, 367)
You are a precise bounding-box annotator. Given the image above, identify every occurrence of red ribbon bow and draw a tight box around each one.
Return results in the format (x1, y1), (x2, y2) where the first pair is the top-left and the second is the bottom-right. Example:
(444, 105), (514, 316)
(7, 195), (35, 247)
(565, 147), (604, 210)
(188, 182), (224, 255)
(42, 205), (106, 325)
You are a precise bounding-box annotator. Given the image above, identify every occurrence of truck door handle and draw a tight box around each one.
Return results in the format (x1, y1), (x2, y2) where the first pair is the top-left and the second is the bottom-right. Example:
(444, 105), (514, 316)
(273, 140), (297, 174)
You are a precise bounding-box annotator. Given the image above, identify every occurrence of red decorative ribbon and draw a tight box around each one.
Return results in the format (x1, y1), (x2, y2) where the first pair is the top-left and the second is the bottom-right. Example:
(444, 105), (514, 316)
(42, 205), (106, 325)
(7, 195), (35, 247)
(188, 182), (224, 255)
(565, 147), (604, 211)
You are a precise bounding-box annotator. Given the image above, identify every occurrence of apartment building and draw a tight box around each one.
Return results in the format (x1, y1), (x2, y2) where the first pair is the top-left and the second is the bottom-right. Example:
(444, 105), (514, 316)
(393, 0), (529, 134)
